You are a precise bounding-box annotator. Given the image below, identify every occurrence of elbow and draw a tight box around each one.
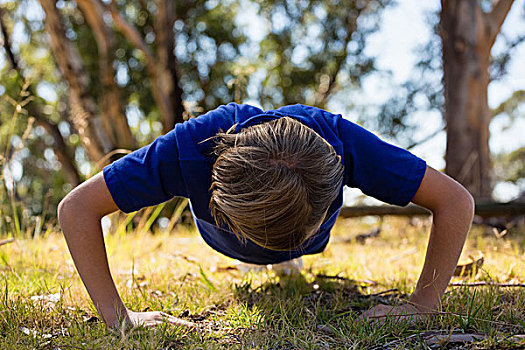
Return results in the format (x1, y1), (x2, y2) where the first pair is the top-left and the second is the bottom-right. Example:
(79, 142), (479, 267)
(456, 186), (475, 222)
(433, 184), (475, 223)
(464, 190), (475, 221)
(57, 191), (86, 237)
(57, 194), (73, 236)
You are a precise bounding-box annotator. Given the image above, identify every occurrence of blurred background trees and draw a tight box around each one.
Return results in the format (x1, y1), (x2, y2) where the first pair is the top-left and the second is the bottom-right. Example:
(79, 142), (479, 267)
(370, 0), (524, 202)
(0, 0), (524, 234)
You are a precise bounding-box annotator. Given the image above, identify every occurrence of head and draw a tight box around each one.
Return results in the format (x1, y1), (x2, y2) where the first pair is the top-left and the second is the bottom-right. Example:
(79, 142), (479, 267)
(209, 117), (344, 251)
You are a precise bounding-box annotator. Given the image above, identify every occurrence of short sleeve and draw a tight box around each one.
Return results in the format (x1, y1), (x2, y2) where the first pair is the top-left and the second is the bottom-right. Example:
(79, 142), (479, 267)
(103, 129), (187, 213)
(339, 118), (427, 206)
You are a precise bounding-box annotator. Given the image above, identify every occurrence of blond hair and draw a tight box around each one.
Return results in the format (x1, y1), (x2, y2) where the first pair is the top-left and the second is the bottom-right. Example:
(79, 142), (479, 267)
(209, 117), (343, 251)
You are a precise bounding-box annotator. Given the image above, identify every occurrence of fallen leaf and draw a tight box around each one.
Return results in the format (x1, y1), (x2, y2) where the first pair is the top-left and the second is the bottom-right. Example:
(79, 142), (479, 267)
(83, 316), (98, 323)
(454, 254), (484, 277)
(19, 326), (53, 339)
(30, 292), (61, 309)
(318, 324), (335, 335)
(210, 265), (238, 273)
(355, 228), (381, 243)
(424, 333), (485, 345)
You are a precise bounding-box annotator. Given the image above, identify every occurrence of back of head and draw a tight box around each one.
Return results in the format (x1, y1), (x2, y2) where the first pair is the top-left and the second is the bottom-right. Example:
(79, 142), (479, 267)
(209, 117), (344, 251)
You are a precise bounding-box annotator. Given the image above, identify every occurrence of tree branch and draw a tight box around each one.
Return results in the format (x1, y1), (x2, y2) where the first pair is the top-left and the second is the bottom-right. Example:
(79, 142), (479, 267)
(36, 115), (82, 185)
(0, 6), (81, 185)
(76, 0), (135, 149)
(155, 0), (185, 129)
(39, 0), (112, 162)
(107, 0), (184, 132)
(486, 0), (515, 46)
(492, 89), (525, 117)
(0, 7), (19, 70)
(314, 4), (368, 107)
(407, 126), (445, 150)
(107, 1), (156, 71)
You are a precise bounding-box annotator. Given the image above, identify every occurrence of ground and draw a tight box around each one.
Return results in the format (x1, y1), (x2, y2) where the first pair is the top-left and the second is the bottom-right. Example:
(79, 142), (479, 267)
(0, 214), (524, 349)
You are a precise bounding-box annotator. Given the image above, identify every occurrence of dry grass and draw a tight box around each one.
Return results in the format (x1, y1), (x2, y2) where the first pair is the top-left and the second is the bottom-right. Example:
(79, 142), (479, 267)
(0, 215), (524, 349)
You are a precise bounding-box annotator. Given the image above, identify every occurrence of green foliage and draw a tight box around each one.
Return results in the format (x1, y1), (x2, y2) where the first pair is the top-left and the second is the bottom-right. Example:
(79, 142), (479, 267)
(253, 0), (390, 109)
(494, 146), (525, 190)
(0, 0), (394, 222)
(172, 0), (248, 110)
(1, 1), (75, 227)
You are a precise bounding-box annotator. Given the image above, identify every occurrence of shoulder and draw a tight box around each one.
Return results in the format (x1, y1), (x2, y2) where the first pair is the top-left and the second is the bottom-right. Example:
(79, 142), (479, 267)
(174, 103), (264, 159)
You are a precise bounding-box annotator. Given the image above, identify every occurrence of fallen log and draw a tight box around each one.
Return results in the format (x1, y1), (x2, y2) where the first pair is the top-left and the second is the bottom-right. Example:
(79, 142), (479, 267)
(339, 202), (525, 218)
(0, 238), (15, 247)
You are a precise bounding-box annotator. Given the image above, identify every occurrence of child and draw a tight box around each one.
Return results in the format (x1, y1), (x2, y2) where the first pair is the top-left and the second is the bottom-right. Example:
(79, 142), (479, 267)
(58, 103), (474, 327)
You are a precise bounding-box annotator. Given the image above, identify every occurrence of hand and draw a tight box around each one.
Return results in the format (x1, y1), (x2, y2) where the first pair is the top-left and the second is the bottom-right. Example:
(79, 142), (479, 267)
(117, 309), (197, 329)
(358, 303), (430, 325)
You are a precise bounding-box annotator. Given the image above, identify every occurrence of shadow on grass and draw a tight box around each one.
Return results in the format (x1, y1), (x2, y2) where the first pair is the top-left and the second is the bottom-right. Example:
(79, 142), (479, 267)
(233, 272), (407, 316)
(220, 271), (410, 348)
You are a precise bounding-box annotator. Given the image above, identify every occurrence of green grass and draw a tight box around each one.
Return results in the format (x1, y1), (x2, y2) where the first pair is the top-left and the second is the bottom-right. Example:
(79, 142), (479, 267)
(0, 215), (524, 349)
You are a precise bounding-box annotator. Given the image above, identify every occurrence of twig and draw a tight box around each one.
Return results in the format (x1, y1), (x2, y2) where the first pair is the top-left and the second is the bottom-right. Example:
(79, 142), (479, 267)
(315, 274), (381, 286)
(370, 333), (420, 350)
(367, 311), (437, 319)
(0, 238), (14, 247)
(367, 288), (399, 297)
(406, 126), (445, 150)
(366, 310), (519, 328)
(89, 148), (131, 176)
(388, 247), (418, 263)
(449, 282), (525, 288)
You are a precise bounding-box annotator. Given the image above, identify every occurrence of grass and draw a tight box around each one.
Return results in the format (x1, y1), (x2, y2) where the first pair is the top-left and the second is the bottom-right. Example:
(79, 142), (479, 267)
(0, 214), (524, 349)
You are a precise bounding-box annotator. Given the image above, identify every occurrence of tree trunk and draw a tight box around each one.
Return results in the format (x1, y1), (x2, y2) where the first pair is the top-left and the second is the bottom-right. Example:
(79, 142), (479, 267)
(108, 0), (185, 133)
(36, 117), (82, 185)
(39, 0), (113, 162)
(76, 0), (135, 150)
(440, 0), (514, 201)
(155, 0), (185, 130)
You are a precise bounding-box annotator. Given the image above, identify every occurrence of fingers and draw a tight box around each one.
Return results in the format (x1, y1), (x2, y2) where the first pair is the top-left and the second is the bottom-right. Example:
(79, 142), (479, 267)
(358, 304), (423, 325)
(141, 312), (197, 328)
(358, 305), (414, 324)
(126, 311), (197, 329)
(159, 312), (197, 328)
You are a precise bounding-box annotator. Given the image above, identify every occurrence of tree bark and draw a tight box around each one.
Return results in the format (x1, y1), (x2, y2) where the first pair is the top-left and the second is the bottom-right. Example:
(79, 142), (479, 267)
(108, 0), (185, 133)
(440, 0), (514, 201)
(39, 0), (112, 162)
(155, 0), (185, 130)
(76, 0), (135, 150)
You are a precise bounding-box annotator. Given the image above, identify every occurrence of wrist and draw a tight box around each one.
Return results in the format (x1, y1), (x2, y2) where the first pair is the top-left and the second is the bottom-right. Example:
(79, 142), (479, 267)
(98, 301), (128, 327)
(409, 292), (439, 314)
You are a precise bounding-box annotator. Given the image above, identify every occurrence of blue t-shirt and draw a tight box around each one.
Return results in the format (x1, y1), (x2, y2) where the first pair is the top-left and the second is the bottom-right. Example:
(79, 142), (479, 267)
(103, 103), (426, 264)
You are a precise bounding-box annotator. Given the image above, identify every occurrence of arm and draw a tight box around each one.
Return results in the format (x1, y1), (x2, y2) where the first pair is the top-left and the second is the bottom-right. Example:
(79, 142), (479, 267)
(409, 166), (474, 311)
(361, 166), (474, 320)
(58, 173), (194, 328)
